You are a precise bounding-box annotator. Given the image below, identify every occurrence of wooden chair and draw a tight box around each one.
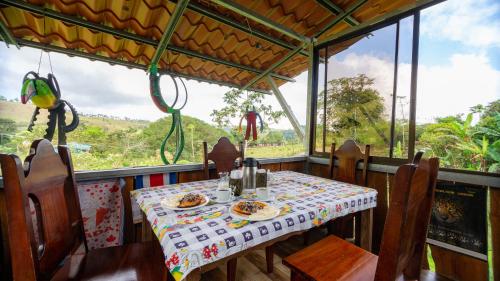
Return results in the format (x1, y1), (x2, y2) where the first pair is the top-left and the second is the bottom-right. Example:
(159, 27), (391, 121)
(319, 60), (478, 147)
(327, 140), (370, 244)
(203, 137), (244, 180)
(283, 152), (441, 281)
(328, 140), (370, 185)
(0, 139), (166, 281)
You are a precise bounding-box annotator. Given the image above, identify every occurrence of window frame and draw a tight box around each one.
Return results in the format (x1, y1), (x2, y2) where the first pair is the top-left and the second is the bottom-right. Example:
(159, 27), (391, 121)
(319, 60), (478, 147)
(310, 4), (498, 176)
(310, 10), (422, 166)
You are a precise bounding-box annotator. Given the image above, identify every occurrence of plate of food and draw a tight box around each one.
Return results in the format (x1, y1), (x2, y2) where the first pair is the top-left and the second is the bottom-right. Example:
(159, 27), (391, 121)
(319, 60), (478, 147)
(161, 193), (210, 210)
(230, 201), (280, 221)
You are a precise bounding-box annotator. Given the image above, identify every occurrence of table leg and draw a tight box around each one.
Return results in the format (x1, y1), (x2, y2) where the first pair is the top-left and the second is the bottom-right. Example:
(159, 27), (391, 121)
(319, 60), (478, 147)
(360, 208), (373, 252)
(185, 269), (201, 281)
(227, 258), (237, 281)
(141, 213), (153, 242)
(265, 245), (274, 273)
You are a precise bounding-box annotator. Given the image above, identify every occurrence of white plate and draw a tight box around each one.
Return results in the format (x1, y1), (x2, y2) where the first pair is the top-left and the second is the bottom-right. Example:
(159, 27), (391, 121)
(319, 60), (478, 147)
(229, 201), (280, 221)
(162, 194), (210, 211)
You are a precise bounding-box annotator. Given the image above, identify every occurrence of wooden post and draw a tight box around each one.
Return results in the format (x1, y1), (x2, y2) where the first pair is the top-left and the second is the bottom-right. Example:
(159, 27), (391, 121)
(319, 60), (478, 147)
(360, 208), (373, 252)
(121, 176), (135, 244)
(491, 187), (500, 281)
(0, 189), (12, 281)
(141, 213), (154, 242)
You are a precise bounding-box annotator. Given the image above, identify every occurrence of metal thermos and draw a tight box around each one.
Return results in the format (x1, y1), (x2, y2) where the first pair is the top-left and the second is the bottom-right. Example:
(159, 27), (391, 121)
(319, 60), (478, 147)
(242, 158), (259, 191)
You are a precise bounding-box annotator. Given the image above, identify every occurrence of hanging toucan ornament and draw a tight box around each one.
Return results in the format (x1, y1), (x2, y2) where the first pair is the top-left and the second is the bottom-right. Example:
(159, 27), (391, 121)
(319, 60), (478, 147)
(149, 64), (188, 165)
(238, 106), (264, 141)
(20, 70), (79, 145)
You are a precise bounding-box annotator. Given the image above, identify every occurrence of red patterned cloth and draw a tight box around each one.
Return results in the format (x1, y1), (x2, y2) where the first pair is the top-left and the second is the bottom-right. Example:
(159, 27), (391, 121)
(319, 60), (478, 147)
(77, 179), (123, 250)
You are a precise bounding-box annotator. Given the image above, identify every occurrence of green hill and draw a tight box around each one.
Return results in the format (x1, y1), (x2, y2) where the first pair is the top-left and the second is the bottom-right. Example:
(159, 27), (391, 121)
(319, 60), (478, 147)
(0, 100), (149, 131)
(0, 100), (303, 171)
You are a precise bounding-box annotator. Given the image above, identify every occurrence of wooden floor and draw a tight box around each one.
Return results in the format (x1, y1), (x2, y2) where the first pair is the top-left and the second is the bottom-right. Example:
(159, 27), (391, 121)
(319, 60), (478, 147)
(200, 228), (328, 281)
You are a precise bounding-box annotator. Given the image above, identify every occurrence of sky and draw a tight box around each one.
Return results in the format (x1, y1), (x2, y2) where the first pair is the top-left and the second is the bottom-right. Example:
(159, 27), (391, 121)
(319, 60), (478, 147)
(0, 0), (498, 129)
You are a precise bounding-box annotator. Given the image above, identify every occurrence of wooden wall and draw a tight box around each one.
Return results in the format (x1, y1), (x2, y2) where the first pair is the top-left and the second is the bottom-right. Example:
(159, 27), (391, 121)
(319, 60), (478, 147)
(492, 188), (499, 281)
(309, 162), (493, 281)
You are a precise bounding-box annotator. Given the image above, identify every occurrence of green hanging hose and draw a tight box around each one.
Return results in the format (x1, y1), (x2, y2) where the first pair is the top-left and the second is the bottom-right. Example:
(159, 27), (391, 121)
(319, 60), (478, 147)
(149, 64), (187, 165)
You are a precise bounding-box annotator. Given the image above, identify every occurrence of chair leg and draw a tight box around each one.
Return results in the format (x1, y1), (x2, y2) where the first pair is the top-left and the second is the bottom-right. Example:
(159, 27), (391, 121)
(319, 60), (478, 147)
(265, 245), (274, 273)
(227, 258), (237, 281)
(291, 270), (308, 281)
(167, 271), (174, 281)
(303, 230), (310, 245)
(354, 213), (361, 246)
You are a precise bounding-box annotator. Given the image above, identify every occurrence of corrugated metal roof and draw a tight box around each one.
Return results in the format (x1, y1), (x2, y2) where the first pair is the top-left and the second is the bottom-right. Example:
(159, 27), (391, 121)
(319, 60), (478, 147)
(0, 0), (418, 91)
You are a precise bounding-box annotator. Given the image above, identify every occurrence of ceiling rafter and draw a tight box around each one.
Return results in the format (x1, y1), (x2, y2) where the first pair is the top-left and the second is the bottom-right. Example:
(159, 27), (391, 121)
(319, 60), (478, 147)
(1, 0), (294, 83)
(210, 0), (310, 43)
(10, 38), (272, 94)
(315, 0), (361, 26)
(241, 43), (306, 91)
(171, 0), (309, 57)
(150, 0), (190, 67)
(315, 0), (368, 37)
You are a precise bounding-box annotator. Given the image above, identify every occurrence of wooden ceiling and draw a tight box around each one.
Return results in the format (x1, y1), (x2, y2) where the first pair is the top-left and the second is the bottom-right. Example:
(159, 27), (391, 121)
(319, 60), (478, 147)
(0, 0), (424, 91)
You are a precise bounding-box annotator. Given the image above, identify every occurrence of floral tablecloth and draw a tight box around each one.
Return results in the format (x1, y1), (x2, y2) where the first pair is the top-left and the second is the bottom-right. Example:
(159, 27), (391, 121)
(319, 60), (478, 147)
(131, 171), (377, 281)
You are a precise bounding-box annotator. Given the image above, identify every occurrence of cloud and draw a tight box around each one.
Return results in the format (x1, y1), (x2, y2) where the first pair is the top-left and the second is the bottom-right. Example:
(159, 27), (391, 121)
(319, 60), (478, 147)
(417, 53), (500, 123)
(327, 53), (396, 113)
(0, 44), (304, 129)
(323, 52), (500, 124)
(420, 0), (500, 48)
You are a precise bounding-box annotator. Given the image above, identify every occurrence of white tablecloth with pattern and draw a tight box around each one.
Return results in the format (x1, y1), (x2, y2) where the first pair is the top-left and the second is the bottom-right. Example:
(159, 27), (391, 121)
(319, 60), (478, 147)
(131, 171), (377, 281)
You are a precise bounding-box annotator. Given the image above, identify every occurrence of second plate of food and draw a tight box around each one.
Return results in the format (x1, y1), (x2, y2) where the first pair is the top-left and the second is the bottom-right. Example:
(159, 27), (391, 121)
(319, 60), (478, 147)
(230, 201), (280, 221)
(162, 192), (210, 210)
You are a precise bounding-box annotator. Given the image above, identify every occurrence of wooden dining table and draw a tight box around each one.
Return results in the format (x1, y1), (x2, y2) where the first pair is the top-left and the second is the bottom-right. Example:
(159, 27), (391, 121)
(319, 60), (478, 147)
(132, 171), (377, 281)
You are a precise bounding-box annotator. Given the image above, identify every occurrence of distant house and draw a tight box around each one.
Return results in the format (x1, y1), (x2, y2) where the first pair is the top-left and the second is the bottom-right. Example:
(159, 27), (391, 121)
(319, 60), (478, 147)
(68, 142), (91, 153)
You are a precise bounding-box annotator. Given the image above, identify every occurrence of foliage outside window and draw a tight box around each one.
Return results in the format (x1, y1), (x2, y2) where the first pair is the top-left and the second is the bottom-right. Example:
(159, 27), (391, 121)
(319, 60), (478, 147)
(210, 89), (304, 159)
(314, 20), (411, 159)
(0, 93), (303, 173)
(415, 3), (499, 173)
(313, 4), (499, 173)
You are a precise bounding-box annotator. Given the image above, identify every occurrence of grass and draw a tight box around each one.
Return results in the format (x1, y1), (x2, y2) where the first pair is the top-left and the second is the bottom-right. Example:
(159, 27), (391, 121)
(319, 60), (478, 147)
(245, 143), (305, 158)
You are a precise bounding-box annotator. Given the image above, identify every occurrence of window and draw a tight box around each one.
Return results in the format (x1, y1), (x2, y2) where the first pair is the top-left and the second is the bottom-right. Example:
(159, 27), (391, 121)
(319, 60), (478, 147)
(0, 45), (305, 173)
(415, 1), (500, 173)
(313, 1), (499, 174)
(313, 16), (415, 159)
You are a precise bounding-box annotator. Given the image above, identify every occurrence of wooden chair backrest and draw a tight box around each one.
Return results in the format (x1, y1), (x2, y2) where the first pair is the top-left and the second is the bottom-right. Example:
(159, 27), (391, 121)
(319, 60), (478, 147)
(0, 139), (86, 280)
(203, 137), (243, 179)
(329, 140), (370, 186)
(375, 152), (439, 281)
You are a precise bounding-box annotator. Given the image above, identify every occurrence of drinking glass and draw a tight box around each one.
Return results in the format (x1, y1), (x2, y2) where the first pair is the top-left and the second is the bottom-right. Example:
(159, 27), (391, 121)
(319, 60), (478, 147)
(218, 172), (229, 190)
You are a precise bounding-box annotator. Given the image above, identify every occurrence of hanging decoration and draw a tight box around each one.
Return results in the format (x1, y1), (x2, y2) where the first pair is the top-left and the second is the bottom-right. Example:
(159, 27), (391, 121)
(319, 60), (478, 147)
(149, 64), (188, 164)
(238, 106), (263, 141)
(20, 64), (79, 145)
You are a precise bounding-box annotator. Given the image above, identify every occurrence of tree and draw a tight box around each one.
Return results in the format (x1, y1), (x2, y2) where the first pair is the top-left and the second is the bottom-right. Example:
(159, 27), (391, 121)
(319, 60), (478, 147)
(318, 74), (389, 148)
(417, 100), (500, 173)
(0, 95), (7, 101)
(210, 89), (284, 129)
(0, 118), (16, 145)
